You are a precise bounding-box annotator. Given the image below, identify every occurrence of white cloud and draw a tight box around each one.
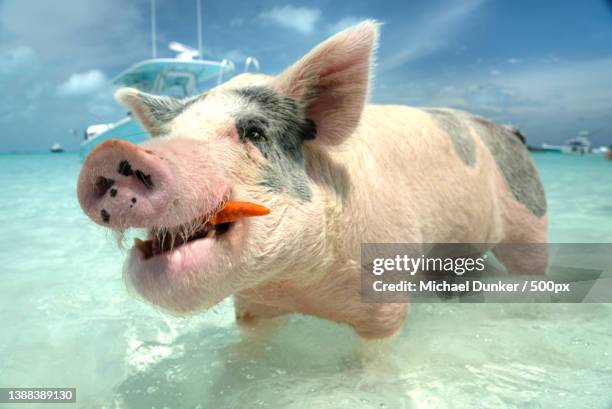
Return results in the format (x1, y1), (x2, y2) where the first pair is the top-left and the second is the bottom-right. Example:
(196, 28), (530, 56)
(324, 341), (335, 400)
(327, 16), (368, 34)
(376, 56), (612, 145)
(259, 5), (321, 35)
(506, 57), (521, 64)
(379, 0), (486, 71)
(57, 69), (108, 96)
(496, 57), (612, 114)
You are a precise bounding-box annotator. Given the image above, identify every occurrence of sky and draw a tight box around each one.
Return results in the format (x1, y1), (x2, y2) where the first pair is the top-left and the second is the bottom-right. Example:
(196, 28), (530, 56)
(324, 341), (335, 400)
(1, 0), (611, 152)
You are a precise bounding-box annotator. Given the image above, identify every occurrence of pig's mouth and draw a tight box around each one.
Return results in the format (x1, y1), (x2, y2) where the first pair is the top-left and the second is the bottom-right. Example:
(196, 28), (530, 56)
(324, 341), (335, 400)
(133, 220), (232, 260)
(125, 200), (269, 297)
(124, 215), (236, 312)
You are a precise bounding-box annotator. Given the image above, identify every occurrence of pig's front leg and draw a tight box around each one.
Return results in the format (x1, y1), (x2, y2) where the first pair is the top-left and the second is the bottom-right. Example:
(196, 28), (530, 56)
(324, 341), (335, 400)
(358, 334), (400, 371)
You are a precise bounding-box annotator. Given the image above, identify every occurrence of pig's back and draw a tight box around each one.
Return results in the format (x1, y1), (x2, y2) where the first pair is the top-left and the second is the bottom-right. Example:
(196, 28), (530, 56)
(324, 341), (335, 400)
(323, 104), (545, 244)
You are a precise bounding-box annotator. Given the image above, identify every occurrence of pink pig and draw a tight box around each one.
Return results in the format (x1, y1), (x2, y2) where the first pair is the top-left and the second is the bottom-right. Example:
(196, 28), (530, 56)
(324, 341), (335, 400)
(77, 21), (547, 340)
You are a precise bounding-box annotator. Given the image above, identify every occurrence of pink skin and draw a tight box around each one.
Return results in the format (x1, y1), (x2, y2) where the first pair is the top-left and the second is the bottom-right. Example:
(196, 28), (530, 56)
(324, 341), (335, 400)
(77, 138), (230, 229)
(77, 21), (548, 338)
(77, 139), (176, 229)
(77, 137), (233, 312)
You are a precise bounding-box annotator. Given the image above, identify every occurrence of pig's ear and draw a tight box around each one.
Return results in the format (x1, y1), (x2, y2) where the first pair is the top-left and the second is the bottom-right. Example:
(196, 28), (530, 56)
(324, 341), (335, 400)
(274, 20), (379, 145)
(114, 88), (191, 137)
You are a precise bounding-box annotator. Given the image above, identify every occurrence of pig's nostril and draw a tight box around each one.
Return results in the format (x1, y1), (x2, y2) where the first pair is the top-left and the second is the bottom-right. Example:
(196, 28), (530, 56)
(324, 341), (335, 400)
(135, 170), (154, 189)
(100, 209), (110, 223)
(94, 177), (115, 198)
(117, 160), (133, 176)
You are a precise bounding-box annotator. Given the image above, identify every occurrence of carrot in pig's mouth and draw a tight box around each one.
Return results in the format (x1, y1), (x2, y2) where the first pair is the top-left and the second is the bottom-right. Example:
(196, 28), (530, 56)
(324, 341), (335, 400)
(209, 201), (270, 224)
(134, 201), (270, 260)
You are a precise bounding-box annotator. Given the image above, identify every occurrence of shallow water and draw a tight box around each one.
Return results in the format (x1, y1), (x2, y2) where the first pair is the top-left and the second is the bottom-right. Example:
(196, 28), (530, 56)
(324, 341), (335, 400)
(1, 153), (611, 409)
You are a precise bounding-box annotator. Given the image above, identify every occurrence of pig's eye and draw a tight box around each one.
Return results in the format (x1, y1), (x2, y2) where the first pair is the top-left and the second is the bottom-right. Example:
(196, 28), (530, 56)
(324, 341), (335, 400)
(245, 127), (266, 141)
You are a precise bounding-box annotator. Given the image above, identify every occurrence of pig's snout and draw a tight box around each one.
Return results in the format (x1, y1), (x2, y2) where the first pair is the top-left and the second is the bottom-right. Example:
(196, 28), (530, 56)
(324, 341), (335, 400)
(77, 139), (175, 228)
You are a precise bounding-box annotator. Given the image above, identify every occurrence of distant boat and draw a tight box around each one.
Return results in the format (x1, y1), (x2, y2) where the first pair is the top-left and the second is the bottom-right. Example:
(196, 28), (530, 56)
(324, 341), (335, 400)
(541, 135), (591, 154)
(50, 143), (64, 153)
(540, 131), (607, 155)
(561, 135), (593, 154)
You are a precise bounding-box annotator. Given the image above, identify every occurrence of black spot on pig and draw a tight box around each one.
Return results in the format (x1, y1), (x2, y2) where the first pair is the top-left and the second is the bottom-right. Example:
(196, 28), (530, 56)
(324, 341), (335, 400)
(234, 86), (317, 201)
(424, 108), (545, 218)
(134, 170), (153, 188)
(101, 209), (110, 223)
(131, 197), (137, 203)
(425, 108), (476, 166)
(118, 160), (133, 176)
(94, 177), (114, 197)
(109, 188), (117, 197)
(470, 115), (546, 218)
(505, 126), (526, 145)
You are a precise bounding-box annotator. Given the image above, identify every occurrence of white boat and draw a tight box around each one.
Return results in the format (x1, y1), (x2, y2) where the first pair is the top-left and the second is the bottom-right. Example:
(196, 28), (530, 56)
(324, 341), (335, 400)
(79, 0), (258, 160)
(560, 134), (592, 154)
(541, 131), (605, 155)
(50, 143), (64, 153)
(79, 53), (239, 160)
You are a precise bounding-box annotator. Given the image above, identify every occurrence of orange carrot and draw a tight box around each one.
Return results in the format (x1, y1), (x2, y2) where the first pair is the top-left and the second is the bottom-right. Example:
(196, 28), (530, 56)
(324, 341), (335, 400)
(210, 201), (270, 225)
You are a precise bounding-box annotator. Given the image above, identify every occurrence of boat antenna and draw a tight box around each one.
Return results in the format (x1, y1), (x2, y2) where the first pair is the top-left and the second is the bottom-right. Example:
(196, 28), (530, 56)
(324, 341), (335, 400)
(196, 0), (203, 60)
(150, 0), (157, 58)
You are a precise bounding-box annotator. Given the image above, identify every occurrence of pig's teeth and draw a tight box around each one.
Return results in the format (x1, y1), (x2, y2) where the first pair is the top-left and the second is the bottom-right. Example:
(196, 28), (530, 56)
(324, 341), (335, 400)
(137, 219), (219, 260)
(134, 238), (153, 259)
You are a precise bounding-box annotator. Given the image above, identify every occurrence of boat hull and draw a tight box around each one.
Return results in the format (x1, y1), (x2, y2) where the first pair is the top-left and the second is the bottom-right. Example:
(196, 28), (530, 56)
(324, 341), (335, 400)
(79, 118), (149, 161)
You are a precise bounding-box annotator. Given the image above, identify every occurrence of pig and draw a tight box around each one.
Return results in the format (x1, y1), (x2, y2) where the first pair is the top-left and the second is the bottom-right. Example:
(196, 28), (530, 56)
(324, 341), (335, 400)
(77, 21), (547, 341)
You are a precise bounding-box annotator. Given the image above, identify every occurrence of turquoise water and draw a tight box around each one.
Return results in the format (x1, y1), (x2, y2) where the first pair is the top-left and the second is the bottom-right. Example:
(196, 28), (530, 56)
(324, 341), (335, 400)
(1, 153), (611, 409)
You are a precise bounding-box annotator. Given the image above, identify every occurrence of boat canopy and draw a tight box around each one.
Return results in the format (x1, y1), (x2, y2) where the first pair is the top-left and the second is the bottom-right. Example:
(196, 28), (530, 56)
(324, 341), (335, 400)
(112, 58), (230, 97)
